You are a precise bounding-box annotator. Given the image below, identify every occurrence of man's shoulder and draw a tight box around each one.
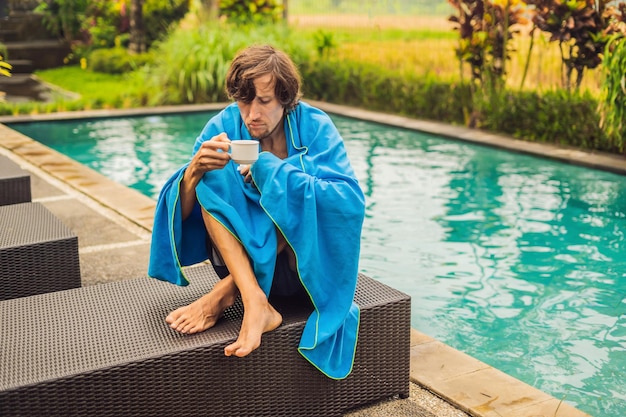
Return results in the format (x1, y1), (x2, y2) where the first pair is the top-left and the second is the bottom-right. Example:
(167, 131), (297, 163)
(296, 100), (322, 113)
(290, 101), (341, 144)
(294, 101), (331, 123)
(218, 102), (240, 118)
(207, 103), (241, 127)
(197, 103), (241, 142)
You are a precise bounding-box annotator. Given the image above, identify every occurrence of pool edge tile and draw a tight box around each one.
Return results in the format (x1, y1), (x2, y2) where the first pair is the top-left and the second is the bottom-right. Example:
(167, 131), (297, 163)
(0, 123), (156, 232)
(409, 329), (592, 417)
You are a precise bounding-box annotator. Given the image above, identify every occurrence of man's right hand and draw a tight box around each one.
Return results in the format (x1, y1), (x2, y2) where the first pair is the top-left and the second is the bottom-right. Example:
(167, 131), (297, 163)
(180, 133), (231, 220)
(186, 133), (232, 181)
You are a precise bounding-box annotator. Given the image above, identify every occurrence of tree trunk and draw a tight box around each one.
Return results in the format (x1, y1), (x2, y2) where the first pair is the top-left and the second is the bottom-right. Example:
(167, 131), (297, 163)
(129, 0), (146, 54)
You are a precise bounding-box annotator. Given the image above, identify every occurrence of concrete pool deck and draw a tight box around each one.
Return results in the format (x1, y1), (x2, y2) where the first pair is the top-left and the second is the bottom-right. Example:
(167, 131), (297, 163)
(0, 101), (614, 417)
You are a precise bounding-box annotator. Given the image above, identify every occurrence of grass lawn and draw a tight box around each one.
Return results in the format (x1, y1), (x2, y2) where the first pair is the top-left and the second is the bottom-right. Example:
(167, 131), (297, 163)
(37, 66), (142, 105)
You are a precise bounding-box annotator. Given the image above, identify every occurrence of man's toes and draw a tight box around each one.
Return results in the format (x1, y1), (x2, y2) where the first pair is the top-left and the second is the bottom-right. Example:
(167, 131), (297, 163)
(224, 342), (239, 356)
(179, 320), (196, 333)
(169, 316), (188, 331)
(224, 339), (257, 357)
(234, 346), (253, 357)
(186, 324), (202, 334)
(168, 316), (181, 328)
(165, 307), (185, 325)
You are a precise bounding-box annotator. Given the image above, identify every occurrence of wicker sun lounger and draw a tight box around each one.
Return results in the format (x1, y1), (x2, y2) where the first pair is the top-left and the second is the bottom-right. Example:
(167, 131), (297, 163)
(0, 154), (31, 206)
(0, 202), (80, 300)
(0, 263), (410, 417)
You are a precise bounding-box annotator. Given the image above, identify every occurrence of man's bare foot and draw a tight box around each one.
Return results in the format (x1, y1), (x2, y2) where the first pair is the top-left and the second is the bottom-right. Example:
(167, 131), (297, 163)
(166, 277), (237, 334)
(224, 296), (282, 357)
(166, 296), (220, 334)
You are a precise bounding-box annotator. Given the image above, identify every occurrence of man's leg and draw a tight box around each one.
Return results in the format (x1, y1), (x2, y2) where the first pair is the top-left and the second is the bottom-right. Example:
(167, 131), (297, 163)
(198, 211), (282, 357)
(165, 210), (243, 334)
(166, 209), (284, 356)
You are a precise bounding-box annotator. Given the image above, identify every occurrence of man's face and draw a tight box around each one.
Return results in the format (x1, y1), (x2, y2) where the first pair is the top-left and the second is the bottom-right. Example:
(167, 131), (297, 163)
(238, 74), (285, 140)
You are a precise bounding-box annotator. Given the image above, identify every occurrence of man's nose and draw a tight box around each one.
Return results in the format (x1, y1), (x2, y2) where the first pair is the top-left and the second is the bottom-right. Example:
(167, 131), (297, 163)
(249, 100), (262, 118)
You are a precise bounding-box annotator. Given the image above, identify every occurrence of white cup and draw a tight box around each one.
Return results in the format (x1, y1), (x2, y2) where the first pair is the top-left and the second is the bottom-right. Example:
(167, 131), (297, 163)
(230, 140), (259, 165)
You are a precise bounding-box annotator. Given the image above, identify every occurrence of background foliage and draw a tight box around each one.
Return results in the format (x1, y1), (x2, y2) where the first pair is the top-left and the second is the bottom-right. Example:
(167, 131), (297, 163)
(219, 0), (283, 25)
(2, 0), (626, 156)
(36, 0), (190, 55)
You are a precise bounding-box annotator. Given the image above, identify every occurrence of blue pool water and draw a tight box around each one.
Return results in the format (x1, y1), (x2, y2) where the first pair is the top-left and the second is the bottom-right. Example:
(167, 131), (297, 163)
(9, 111), (626, 416)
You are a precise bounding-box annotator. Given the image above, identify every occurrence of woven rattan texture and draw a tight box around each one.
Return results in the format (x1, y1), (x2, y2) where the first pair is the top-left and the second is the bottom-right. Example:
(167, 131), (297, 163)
(1, 264), (410, 416)
(0, 155), (31, 206)
(0, 202), (80, 300)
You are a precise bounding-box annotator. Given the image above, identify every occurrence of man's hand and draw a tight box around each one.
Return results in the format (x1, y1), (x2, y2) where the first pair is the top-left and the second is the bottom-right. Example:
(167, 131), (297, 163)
(180, 133), (231, 220)
(237, 164), (254, 184)
(188, 133), (231, 179)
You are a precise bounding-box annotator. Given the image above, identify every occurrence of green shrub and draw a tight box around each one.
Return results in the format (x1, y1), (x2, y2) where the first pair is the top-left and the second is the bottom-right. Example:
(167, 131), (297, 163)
(139, 22), (312, 105)
(219, 0), (282, 26)
(599, 36), (626, 153)
(300, 59), (468, 125)
(36, 0), (189, 51)
(301, 57), (612, 153)
(143, 0), (190, 46)
(475, 89), (608, 151)
(88, 48), (154, 74)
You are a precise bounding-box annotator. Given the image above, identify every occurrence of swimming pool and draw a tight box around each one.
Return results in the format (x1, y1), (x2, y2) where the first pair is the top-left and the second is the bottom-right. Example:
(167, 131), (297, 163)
(8, 110), (626, 416)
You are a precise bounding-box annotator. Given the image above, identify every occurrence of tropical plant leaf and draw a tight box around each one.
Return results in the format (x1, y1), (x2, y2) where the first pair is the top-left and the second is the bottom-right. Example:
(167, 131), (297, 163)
(0, 56), (12, 77)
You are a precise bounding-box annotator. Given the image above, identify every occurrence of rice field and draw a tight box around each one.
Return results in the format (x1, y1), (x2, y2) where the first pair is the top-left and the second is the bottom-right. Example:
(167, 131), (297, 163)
(289, 14), (603, 94)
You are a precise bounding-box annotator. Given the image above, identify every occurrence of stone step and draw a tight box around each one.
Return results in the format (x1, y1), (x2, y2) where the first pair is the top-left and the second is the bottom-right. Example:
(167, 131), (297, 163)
(0, 73), (37, 87)
(3, 40), (70, 70)
(0, 12), (52, 41)
(0, 28), (19, 43)
(0, 74), (53, 102)
(4, 58), (33, 73)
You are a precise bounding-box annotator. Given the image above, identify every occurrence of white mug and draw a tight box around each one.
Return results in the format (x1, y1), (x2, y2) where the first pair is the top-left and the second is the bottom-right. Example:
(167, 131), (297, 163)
(230, 140), (259, 165)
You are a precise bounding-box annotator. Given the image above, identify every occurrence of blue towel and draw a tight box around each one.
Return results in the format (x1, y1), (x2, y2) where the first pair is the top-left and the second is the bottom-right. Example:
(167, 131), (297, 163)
(148, 101), (365, 379)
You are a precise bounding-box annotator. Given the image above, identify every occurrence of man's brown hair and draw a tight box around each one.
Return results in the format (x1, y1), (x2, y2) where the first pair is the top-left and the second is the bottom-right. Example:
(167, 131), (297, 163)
(226, 45), (302, 112)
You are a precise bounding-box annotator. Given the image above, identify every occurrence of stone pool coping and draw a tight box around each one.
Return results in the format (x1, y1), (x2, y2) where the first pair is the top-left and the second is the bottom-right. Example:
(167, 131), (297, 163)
(1, 101), (608, 417)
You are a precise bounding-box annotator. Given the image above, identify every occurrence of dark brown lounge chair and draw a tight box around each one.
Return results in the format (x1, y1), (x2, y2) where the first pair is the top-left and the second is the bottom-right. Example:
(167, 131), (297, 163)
(0, 263), (410, 416)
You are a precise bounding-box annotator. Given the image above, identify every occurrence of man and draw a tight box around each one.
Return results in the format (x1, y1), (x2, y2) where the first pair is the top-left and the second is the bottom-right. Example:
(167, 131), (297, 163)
(148, 45), (365, 379)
